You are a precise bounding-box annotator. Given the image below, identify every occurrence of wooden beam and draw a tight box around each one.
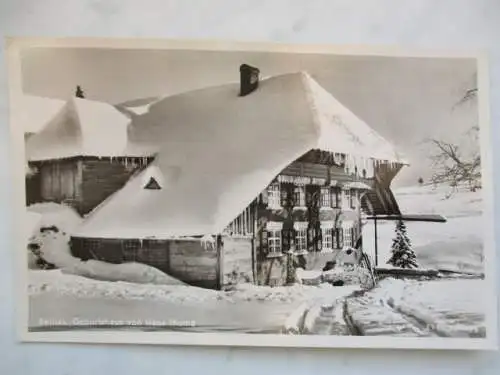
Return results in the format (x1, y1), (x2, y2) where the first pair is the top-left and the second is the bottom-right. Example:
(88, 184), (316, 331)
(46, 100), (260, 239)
(366, 214), (447, 223)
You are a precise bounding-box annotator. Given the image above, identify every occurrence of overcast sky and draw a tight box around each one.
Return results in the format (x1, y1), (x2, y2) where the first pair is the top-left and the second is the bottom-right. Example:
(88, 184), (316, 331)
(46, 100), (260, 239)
(20, 47), (478, 187)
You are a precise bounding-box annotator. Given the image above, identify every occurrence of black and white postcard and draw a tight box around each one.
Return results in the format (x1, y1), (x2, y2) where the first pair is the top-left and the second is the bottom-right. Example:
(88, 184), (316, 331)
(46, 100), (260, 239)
(7, 38), (498, 350)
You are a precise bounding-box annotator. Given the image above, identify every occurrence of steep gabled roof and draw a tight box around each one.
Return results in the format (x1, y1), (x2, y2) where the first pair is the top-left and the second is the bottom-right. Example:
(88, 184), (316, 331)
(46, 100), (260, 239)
(13, 94), (66, 134)
(26, 97), (150, 161)
(73, 72), (405, 239)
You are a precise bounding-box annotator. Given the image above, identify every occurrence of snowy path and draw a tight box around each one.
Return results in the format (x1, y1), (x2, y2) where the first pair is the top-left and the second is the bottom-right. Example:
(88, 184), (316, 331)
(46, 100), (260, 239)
(299, 277), (486, 337)
(340, 278), (486, 337)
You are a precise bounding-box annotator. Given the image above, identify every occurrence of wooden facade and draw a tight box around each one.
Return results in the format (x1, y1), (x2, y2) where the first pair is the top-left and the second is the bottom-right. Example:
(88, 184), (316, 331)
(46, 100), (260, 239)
(70, 235), (254, 290)
(252, 153), (370, 286)
(27, 156), (153, 215)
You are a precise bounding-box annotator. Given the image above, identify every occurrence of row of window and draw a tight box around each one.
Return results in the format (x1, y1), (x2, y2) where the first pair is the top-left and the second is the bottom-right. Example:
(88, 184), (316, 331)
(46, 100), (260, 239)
(267, 183), (358, 210)
(267, 225), (355, 254)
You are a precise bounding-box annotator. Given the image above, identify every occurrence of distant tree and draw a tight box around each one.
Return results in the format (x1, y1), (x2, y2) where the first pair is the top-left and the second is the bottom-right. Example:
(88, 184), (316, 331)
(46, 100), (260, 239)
(427, 126), (481, 194)
(387, 220), (418, 269)
(455, 87), (477, 107)
(75, 85), (85, 98)
(427, 81), (481, 195)
(417, 177), (424, 185)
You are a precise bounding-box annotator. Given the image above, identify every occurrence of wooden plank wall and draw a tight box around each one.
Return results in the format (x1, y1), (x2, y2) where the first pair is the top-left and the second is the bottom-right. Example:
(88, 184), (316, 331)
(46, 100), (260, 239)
(168, 240), (219, 289)
(80, 158), (144, 214)
(221, 236), (254, 288)
(71, 237), (220, 289)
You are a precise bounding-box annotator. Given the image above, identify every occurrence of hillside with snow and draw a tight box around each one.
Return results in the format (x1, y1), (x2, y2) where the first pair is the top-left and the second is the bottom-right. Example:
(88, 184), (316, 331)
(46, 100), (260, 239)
(363, 183), (484, 275)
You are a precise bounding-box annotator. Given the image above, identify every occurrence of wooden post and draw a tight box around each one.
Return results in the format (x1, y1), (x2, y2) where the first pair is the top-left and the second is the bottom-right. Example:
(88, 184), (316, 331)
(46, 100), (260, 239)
(215, 235), (223, 290)
(374, 216), (379, 267)
(252, 201), (259, 284)
(243, 208), (247, 235)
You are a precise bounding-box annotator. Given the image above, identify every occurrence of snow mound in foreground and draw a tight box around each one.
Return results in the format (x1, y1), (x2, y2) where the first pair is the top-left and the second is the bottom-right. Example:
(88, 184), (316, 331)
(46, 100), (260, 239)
(28, 202), (82, 235)
(25, 211), (42, 240)
(27, 203), (82, 269)
(63, 260), (186, 286)
(29, 269), (213, 304)
(27, 202), (186, 286)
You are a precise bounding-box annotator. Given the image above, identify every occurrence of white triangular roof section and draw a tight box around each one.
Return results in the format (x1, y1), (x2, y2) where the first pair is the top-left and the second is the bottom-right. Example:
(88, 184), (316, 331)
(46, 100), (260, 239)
(26, 97), (151, 161)
(13, 94), (66, 134)
(116, 96), (164, 116)
(73, 71), (406, 239)
(302, 72), (406, 163)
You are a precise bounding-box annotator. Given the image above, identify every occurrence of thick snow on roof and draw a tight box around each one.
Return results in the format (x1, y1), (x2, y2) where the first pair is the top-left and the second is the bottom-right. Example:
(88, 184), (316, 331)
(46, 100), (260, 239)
(12, 95), (66, 134)
(26, 97), (149, 161)
(115, 96), (163, 117)
(302, 73), (405, 162)
(74, 72), (404, 239)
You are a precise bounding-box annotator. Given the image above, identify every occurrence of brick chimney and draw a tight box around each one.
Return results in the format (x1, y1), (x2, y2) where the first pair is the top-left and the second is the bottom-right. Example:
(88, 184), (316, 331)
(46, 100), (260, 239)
(239, 64), (260, 96)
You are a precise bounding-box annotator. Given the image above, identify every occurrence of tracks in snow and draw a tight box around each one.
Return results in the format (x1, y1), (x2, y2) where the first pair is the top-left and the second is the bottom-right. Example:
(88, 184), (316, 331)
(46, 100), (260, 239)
(304, 290), (442, 337)
(285, 289), (446, 337)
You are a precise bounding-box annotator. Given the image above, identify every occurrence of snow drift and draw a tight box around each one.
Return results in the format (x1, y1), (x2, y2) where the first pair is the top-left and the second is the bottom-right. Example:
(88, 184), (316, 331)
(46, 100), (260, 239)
(27, 202), (185, 286)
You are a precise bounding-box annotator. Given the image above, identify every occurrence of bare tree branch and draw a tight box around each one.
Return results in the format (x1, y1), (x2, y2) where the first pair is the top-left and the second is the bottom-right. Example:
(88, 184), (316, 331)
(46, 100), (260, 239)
(427, 126), (481, 195)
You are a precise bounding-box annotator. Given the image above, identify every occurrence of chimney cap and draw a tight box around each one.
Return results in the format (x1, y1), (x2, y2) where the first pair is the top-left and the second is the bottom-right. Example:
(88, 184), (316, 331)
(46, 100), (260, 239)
(239, 64), (260, 97)
(240, 63), (260, 73)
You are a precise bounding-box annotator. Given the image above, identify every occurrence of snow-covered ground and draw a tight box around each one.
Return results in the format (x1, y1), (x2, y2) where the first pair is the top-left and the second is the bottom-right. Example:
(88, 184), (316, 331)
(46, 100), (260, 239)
(29, 269), (356, 306)
(363, 183), (484, 274)
(344, 278), (485, 337)
(29, 269), (359, 332)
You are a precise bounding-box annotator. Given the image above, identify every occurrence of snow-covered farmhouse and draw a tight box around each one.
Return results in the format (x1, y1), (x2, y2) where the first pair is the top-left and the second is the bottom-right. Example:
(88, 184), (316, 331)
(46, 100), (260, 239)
(68, 65), (407, 289)
(25, 97), (154, 214)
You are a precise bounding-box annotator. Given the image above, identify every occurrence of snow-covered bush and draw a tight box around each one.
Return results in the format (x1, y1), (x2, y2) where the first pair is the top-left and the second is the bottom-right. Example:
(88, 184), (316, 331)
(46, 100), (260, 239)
(387, 220), (418, 269)
(27, 202), (185, 286)
(27, 203), (83, 269)
(323, 265), (374, 289)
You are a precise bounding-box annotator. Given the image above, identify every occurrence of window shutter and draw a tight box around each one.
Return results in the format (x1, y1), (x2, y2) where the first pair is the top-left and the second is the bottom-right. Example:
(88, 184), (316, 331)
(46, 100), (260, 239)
(261, 229), (268, 254)
(282, 228), (291, 253)
(307, 227), (314, 252)
(280, 185), (287, 208)
(312, 186), (319, 209)
(337, 228), (344, 248)
(290, 187), (297, 207)
(261, 189), (268, 205)
(316, 226), (323, 252)
(305, 185), (312, 208)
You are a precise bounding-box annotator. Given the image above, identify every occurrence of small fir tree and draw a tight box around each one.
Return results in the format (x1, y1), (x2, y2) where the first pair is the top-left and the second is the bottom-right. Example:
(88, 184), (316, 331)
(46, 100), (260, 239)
(418, 177), (424, 185)
(387, 220), (418, 269)
(75, 85), (85, 98)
